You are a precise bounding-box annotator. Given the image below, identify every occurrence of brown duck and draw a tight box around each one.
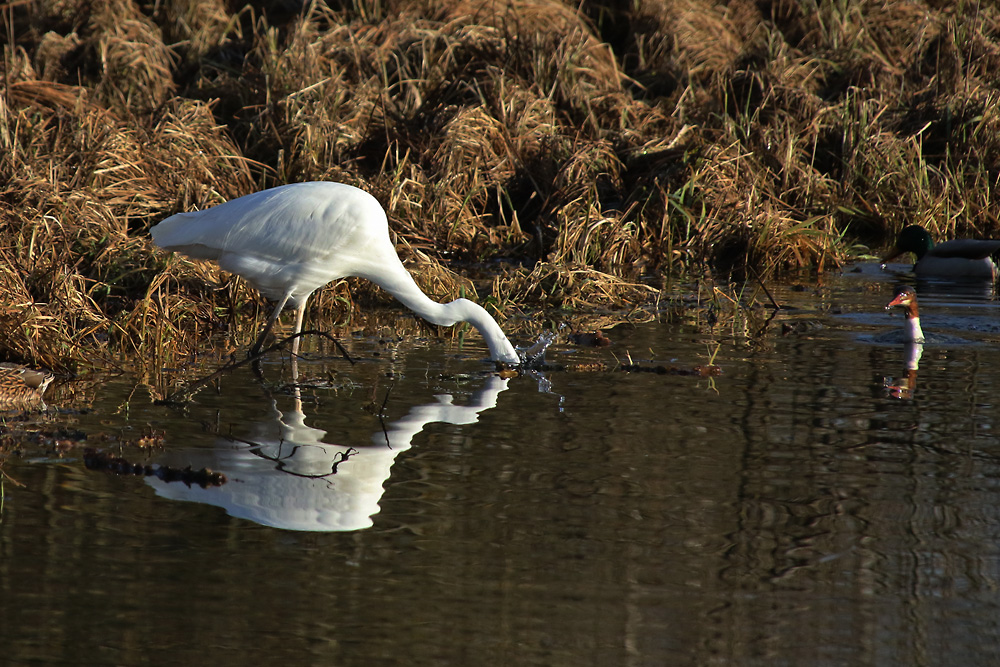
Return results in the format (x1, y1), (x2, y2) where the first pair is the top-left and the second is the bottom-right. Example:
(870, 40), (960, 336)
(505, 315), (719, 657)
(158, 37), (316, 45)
(0, 363), (54, 410)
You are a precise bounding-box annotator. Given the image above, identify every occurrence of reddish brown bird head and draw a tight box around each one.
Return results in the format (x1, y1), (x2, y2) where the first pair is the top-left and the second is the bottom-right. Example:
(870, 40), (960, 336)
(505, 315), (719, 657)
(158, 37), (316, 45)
(885, 285), (918, 314)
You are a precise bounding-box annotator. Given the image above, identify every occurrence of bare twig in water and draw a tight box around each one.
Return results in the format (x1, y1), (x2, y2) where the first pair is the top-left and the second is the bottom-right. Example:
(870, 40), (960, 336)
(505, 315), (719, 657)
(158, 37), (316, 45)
(749, 265), (782, 310)
(376, 383), (394, 449)
(158, 330), (354, 405)
(0, 467), (24, 488)
(752, 307), (782, 338)
(287, 330), (356, 363)
(209, 430), (359, 480)
(250, 443), (359, 479)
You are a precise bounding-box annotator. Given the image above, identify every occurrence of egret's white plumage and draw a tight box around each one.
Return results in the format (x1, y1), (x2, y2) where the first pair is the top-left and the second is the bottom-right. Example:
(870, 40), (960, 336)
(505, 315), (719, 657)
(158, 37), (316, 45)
(150, 182), (520, 363)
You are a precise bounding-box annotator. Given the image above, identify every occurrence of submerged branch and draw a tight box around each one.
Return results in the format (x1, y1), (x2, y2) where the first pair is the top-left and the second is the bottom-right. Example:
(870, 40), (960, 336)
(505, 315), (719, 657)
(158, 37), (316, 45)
(158, 331), (354, 405)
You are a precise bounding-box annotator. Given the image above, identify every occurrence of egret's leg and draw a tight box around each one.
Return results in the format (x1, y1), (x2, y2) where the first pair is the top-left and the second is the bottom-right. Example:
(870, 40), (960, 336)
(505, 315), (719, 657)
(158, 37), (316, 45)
(290, 353), (302, 411)
(291, 299), (307, 357)
(249, 291), (292, 356)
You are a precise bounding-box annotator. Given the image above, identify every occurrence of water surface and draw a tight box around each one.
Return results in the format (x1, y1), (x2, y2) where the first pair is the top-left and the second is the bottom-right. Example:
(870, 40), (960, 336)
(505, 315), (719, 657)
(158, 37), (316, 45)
(3, 269), (1000, 665)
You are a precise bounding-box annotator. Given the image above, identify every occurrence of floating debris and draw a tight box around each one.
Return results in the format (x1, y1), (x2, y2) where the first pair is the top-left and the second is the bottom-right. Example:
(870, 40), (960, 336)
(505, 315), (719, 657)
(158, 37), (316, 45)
(781, 320), (825, 336)
(566, 362), (610, 372)
(619, 363), (722, 377)
(0, 426), (87, 453)
(133, 432), (165, 449)
(567, 330), (612, 347)
(83, 448), (227, 488)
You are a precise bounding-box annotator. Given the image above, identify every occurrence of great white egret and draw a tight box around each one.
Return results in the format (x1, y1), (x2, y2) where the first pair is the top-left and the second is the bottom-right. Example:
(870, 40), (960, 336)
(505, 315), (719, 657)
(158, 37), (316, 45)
(150, 182), (521, 363)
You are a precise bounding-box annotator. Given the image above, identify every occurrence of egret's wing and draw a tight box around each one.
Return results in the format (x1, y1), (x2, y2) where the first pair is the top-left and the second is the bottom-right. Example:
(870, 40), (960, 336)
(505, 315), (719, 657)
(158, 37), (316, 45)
(150, 182), (397, 299)
(151, 183), (379, 258)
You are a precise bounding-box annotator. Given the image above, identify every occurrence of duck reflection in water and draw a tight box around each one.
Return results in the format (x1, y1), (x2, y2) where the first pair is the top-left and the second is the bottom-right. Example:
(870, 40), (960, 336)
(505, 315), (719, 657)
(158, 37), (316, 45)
(884, 342), (923, 400)
(146, 362), (508, 531)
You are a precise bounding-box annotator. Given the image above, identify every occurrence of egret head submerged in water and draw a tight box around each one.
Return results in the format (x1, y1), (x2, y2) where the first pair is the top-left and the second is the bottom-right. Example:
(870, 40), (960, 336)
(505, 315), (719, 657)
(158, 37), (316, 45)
(150, 182), (521, 364)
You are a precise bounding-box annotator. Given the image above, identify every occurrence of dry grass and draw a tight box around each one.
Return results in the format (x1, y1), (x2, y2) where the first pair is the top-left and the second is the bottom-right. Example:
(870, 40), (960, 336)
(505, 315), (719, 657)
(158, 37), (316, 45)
(2, 0), (1000, 369)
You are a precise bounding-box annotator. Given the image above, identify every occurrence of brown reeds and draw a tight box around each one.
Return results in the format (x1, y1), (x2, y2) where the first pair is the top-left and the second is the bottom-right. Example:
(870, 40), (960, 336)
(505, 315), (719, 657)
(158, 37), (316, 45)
(2, 0), (999, 369)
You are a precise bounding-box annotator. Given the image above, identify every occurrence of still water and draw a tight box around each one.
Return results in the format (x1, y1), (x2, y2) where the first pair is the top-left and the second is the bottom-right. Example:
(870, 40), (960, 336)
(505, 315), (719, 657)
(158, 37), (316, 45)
(4, 267), (1000, 665)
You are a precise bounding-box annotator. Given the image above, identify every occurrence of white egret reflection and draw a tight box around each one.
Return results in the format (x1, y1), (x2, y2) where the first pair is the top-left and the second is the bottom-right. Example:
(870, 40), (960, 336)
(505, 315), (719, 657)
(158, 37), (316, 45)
(146, 373), (509, 531)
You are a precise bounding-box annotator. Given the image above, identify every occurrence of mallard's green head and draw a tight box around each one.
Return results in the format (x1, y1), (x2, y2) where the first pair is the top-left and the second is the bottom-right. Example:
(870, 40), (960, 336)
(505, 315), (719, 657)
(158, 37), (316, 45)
(894, 225), (935, 260)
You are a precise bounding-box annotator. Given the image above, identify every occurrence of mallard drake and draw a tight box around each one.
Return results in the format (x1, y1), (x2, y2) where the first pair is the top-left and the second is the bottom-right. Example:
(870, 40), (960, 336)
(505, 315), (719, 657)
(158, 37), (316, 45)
(882, 224), (1000, 280)
(0, 362), (54, 410)
(885, 286), (925, 344)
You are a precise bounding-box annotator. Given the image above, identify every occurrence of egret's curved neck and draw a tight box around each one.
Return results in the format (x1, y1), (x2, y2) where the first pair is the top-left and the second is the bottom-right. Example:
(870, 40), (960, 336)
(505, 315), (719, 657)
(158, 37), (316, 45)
(446, 298), (521, 363)
(362, 268), (520, 364)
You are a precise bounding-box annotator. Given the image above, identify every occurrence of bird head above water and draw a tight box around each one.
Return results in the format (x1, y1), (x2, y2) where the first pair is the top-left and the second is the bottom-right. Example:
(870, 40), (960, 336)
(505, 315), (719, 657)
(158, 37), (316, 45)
(883, 225), (935, 262)
(885, 285), (925, 344)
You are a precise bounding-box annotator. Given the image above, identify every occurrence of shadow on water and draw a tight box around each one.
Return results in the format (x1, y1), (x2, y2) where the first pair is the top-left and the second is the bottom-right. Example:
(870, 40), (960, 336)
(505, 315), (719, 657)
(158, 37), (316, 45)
(8, 267), (1000, 664)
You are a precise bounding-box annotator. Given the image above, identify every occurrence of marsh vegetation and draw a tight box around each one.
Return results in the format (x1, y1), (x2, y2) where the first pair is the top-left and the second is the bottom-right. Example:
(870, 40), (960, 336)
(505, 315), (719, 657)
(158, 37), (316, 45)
(3, 0), (999, 369)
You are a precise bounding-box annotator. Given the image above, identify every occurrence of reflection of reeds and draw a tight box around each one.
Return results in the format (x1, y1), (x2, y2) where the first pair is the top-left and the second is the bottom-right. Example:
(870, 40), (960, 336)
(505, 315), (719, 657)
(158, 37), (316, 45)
(3, 0), (999, 368)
